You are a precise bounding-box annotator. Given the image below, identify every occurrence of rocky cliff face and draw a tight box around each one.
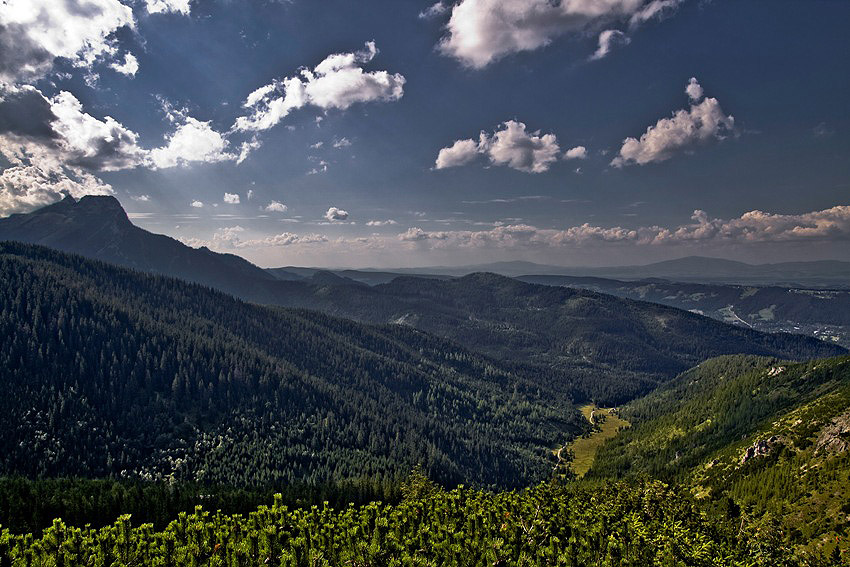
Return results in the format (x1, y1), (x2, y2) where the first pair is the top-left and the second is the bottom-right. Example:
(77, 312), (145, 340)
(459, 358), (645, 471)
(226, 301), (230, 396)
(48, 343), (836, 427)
(816, 411), (850, 455)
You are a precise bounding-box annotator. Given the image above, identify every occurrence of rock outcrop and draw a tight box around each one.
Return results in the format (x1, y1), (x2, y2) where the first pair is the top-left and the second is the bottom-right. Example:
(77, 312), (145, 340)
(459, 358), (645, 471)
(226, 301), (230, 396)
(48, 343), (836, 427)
(815, 411), (850, 455)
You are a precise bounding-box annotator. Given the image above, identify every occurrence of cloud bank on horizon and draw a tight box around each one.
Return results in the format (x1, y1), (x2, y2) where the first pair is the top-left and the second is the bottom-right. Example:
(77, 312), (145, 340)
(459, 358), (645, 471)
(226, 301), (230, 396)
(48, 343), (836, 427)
(0, 0), (848, 266)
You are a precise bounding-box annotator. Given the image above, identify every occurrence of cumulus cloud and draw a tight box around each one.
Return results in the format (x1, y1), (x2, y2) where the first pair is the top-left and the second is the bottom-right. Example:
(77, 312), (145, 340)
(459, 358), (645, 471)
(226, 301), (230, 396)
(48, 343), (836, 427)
(366, 219), (398, 227)
(233, 41), (405, 132)
(265, 200), (288, 212)
(333, 137), (352, 148)
(190, 200), (204, 208)
(397, 205), (850, 253)
(0, 164), (112, 216)
(685, 76), (703, 101)
(591, 29), (630, 60)
(223, 192), (240, 204)
(611, 78), (736, 167)
(435, 0), (683, 68)
(0, 84), (247, 213)
(650, 207), (850, 244)
(179, 205), (850, 257)
(149, 116), (236, 169)
(435, 139), (480, 169)
(395, 205), (850, 251)
(564, 145), (587, 160)
(193, 225), (328, 250)
(110, 52), (139, 76)
(131, 194), (150, 202)
(145, 0), (192, 15)
(0, 87), (146, 172)
(435, 120), (561, 173)
(324, 207), (349, 221)
(0, 0), (135, 83)
(0, 85), (146, 213)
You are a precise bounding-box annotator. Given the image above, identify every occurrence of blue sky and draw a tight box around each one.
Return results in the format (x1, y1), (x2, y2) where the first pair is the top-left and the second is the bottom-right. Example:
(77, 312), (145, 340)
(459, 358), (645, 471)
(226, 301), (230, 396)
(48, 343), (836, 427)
(1, 0), (848, 267)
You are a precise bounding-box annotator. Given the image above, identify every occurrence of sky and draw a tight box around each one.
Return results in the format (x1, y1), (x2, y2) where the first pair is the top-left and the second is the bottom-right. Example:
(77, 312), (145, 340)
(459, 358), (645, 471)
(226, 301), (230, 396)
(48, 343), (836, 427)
(1, 0), (849, 268)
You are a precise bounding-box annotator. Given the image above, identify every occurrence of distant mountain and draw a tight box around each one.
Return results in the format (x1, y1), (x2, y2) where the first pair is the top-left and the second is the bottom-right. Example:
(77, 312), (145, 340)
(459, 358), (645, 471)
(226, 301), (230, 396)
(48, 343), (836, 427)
(263, 272), (844, 404)
(2, 198), (842, 405)
(0, 242), (583, 488)
(268, 266), (451, 286)
(359, 256), (850, 288)
(519, 275), (850, 348)
(0, 195), (288, 299)
(587, 353), (850, 556)
(576, 256), (850, 288)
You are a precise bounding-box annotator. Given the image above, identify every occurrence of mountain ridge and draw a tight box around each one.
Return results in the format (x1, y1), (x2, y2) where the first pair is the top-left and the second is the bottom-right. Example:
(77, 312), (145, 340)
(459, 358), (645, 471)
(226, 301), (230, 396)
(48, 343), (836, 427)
(2, 197), (843, 405)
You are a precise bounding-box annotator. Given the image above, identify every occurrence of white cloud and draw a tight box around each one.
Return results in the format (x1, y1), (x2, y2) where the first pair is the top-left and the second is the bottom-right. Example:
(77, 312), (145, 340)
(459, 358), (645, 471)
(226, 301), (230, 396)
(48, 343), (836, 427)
(396, 205), (850, 251)
(246, 189), (254, 200)
(612, 78), (735, 167)
(149, 116), (235, 169)
(145, 0), (191, 15)
(131, 194), (150, 202)
(237, 137), (262, 164)
(333, 137), (352, 148)
(0, 85), (144, 213)
(265, 200), (288, 212)
(307, 160), (329, 175)
(324, 207), (349, 221)
(591, 29), (630, 60)
(45, 90), (145, 171)
(0, 0), (135, 83)
(436, 120), (561, 173)
(191, 200), (204, 208)
(629, 0), (682, 26)
(310, 141), (324, 149)
(685, 76), (703, 101)
(223, 192), (240, 204)
(110, 52), (139, 76)
(192, 225), (328, 250)
(0, 164), (112, 216)
(435, 139), (480, 169)
(650, 207), (850, 244)
(435, 0), (684, 68)
(564, 145), (587, 160)
(419, 2), (448, 19)
(233, 41), (406, 132)
(366, 219), (398, 226)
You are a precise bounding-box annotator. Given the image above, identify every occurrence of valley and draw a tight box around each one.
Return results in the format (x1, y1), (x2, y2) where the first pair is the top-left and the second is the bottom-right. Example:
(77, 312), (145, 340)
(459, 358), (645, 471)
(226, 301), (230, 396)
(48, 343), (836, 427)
(0, 200), (848, 565)
(559, 405), (630, 478)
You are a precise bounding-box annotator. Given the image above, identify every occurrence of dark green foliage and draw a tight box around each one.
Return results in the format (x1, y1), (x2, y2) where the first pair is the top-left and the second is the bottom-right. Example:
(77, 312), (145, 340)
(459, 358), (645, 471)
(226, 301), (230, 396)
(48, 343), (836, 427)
(270, 273), (843, 405)
(1, 196), (841, 407)
(587, 355), (850, 480)
(587, 354), (850, 558)
(0, 479), (803, 566)
(0, 477), (404, 535)
(0, 242), (583, 489)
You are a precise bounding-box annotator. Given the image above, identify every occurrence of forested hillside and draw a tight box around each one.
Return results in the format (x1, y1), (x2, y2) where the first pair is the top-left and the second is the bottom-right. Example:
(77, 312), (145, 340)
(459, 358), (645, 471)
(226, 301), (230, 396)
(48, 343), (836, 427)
(1, 198), (843, 406)
(289, 273), (844, 404)
(587, 354), (850, 558)
(519, 274), (850, 348)
(0, 242), (583, 489)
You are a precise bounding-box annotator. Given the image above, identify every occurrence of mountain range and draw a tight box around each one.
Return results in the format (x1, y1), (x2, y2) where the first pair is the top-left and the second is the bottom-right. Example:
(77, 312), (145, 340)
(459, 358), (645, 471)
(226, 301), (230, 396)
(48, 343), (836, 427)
(0, 241), (583, 488)
(518, 275), (850, 348)
(297, 257), (850, 289)
(1, 196), (842, 405)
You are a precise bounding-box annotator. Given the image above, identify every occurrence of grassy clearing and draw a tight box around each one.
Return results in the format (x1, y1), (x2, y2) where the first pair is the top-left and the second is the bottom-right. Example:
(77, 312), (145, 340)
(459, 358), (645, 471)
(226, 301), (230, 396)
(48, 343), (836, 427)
(566, 404), (630, 478)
